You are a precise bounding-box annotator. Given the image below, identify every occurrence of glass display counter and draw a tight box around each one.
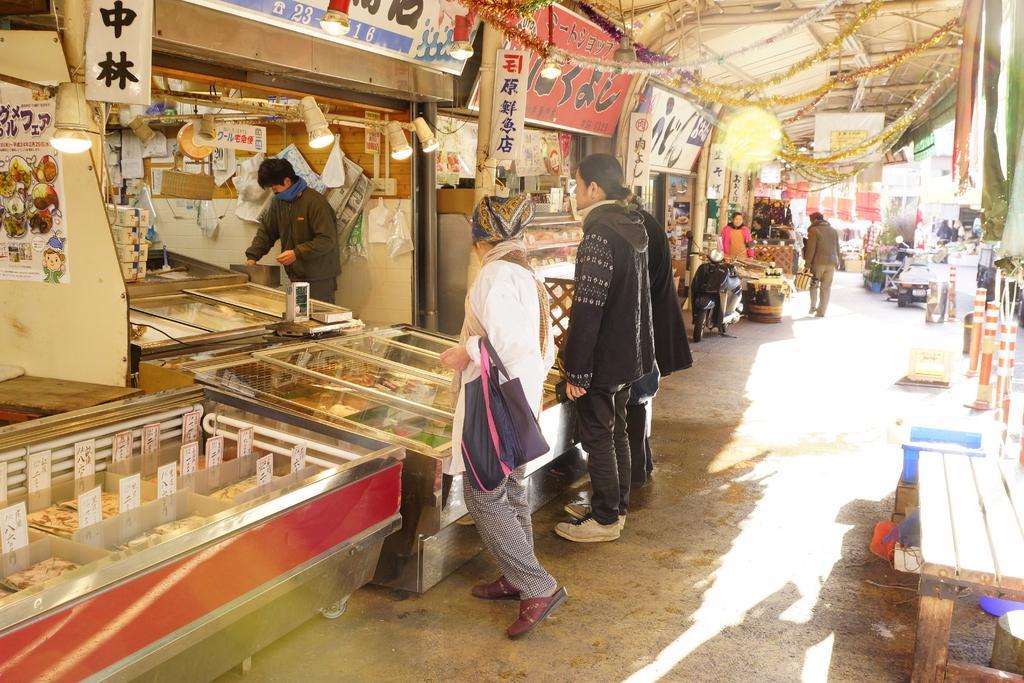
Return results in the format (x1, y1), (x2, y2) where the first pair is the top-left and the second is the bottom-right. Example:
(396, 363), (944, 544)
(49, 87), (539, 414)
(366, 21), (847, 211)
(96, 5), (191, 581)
(0, 387), (401, 680)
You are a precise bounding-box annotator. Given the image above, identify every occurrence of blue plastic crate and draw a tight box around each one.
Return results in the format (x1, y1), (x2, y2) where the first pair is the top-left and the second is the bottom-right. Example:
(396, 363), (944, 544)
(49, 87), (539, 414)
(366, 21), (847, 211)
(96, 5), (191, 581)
(901, 427), (985, 483)
(908, 427), (983, 449)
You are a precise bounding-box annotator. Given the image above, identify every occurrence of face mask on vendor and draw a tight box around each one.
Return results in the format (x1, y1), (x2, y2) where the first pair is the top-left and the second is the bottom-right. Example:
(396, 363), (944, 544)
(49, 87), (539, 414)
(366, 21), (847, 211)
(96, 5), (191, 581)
(270, 177), (293, 195)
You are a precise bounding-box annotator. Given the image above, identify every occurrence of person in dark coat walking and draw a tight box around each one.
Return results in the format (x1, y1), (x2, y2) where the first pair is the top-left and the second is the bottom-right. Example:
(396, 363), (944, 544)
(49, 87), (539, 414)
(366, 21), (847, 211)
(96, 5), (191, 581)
(556, 154), (655, 544)
(626, 207), (693, 486)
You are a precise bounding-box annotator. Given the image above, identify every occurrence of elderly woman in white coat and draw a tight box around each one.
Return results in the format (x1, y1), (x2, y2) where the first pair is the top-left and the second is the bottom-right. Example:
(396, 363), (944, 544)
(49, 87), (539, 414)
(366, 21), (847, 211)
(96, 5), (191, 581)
(440, 194), (566, 639)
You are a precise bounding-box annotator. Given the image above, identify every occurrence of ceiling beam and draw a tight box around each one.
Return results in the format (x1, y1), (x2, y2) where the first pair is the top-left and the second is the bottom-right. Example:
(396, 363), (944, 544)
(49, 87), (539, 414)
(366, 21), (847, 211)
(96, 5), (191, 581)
(688, 0), (959, 25)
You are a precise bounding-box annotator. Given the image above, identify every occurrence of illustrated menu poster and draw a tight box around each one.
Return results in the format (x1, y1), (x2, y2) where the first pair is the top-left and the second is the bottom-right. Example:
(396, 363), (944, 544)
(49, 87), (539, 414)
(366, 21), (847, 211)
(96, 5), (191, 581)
(0, 87), (70, 284)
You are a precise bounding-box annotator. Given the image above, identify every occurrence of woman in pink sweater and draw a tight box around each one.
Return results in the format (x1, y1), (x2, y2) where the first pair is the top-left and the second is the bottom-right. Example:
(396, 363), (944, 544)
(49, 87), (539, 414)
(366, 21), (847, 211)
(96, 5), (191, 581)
(721, 212), (754, 259)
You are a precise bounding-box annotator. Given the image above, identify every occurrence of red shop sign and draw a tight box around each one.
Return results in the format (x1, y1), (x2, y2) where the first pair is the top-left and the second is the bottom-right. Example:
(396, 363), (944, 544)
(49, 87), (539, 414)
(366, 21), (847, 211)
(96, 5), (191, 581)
(473, 6), (633, 137)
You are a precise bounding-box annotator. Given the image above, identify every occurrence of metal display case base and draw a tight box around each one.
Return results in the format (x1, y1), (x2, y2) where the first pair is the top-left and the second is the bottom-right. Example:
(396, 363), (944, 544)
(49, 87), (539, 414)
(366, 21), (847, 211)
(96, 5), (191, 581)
(374, 446), (588, 593)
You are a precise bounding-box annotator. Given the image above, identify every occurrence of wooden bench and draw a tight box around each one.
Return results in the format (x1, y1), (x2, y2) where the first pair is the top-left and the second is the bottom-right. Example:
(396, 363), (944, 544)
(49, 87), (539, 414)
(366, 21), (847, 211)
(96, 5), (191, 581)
(914, 451), (1024, 682)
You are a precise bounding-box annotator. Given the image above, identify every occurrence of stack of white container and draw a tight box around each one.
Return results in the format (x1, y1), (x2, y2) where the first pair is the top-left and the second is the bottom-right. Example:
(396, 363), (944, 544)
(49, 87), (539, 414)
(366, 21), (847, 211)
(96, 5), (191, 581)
(106, 205), (151, 282)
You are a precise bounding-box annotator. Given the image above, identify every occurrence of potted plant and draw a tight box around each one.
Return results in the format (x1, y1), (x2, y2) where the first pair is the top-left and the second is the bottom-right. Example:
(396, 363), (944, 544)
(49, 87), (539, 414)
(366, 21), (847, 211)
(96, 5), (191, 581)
(865, 261), (885, 293)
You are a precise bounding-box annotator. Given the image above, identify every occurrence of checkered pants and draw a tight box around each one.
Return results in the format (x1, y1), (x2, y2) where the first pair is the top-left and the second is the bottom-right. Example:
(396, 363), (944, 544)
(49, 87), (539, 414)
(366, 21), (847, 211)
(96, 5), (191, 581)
(463, 465), (557, 599)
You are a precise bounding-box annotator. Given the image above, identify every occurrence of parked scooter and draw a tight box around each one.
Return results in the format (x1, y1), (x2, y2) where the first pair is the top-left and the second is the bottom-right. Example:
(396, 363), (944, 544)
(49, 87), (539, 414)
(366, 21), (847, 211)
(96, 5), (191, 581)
(691, 249), (743, 342)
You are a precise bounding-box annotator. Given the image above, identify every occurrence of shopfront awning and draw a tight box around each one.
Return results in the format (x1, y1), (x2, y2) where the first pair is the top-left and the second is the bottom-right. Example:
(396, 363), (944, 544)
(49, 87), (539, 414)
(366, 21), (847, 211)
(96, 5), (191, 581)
(895, 85), (958, 161)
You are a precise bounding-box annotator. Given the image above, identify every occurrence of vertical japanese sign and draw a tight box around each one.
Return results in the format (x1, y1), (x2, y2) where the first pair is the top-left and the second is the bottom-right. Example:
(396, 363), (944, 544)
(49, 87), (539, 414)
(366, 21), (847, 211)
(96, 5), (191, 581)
(729, 172), (748, 208)
(491, 50), (529, 161)
(706, 145), (727, 200)
(625, 113), (652, 189)
(365, 111), (382, 154)
(86, 0), (153, 105)
(0, 88), (70, 284)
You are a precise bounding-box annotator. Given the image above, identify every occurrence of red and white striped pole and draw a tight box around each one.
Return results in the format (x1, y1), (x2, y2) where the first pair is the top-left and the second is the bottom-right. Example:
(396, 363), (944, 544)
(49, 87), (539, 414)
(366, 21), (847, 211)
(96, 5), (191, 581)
(966, 288), (987, 377)
(967, 302), (1000, 410)
(946, 265), (958, 321)
(996, 321), (1011, 422)
(1002, 320), (1018, 426)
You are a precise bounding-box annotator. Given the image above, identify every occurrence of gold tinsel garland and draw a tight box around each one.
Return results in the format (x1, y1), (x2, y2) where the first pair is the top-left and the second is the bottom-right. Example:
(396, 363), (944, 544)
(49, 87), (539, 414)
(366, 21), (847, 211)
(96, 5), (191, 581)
(685, 0), (883, 96)
(687, 18), (958, 108)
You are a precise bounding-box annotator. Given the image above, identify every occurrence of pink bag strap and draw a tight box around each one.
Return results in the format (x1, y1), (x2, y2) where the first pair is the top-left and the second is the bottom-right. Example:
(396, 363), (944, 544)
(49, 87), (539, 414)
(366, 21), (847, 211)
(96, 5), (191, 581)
(478, 343), (512, 478)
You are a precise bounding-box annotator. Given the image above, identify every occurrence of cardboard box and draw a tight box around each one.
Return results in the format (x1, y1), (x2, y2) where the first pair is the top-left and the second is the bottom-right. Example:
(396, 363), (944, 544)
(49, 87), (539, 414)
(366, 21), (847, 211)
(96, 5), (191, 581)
(844, 258), (864, 273)
(437, 189), (477, 216)
(115, 206), (150, 227)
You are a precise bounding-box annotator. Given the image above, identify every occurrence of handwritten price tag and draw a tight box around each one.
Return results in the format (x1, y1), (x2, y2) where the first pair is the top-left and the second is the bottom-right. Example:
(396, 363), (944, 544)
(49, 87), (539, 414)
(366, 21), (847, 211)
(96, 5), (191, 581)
(119, 473), (141, 513)
(74, 439), (96, 480)
(0, 464), (6, 504)
(290, 443), (307, 474)
(256, 454), (274, 488)
(112, 430), (133, 462)
(238, 426), (254, 459)
(27, 451), (51, 494)
(77, 486), (103, 529)
(0, 502), (29, 553)
(180, 443), (199, 477)
(157, 462), (177, 498)
(142, 423), (161, 456)
(206, 435), (224, 469)
(182, 410), (202, 444)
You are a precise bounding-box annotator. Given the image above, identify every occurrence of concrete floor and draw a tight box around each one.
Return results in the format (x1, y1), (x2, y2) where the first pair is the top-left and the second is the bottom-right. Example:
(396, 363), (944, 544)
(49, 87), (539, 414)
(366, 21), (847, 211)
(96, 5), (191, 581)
(221, 270), (1001, 682)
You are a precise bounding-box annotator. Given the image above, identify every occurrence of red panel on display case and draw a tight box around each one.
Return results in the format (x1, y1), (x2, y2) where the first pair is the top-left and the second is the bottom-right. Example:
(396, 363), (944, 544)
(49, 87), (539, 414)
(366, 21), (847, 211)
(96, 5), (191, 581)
(0, 464), (401, 682)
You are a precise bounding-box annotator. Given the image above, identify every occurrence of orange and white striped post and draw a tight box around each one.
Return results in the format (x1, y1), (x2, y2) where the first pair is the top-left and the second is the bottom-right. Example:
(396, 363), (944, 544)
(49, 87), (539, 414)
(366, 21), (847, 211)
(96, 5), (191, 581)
(966, 288), (987, 376)
(995, 321), (1011, 422)
(1002, 320), (1018, 426)
(967, 302), (1000, 410)
(946, 265), (958, 321)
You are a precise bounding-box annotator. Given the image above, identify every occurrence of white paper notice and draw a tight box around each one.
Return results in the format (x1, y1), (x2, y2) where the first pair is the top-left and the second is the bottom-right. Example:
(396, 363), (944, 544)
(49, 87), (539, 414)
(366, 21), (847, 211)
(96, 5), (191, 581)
(119, 473), (142, 513)
(157, 462), (177, 498)
(112, 430), (133, 462)
(290, 443), (307, 474)
(78, 486), (103, 529)
(0, 502), (29, 553)
(142, 423), (161, 457)
(27, 450), (52, 493)
(182, 410), (201, 444)
(238, 427), (254, 459)
(206, 436), (224, 469)
(256, 454), (274, 487)
(151, 167), (164, 194)
(74, 439), (96, 480)
(180, 442), (199, 476)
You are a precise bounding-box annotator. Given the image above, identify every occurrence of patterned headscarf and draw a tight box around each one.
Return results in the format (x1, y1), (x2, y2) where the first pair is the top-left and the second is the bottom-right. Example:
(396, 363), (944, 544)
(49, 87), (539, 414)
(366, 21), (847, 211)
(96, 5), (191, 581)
(471, 194), (535, 243)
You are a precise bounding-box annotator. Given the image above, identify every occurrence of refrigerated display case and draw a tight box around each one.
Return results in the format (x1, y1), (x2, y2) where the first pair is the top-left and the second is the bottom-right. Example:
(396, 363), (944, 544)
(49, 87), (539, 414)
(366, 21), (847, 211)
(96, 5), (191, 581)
(126, 251), (248, 299)
(525, 211), (583, 281)
(184, 326), (582, 593)
(0, 387), (402, 681)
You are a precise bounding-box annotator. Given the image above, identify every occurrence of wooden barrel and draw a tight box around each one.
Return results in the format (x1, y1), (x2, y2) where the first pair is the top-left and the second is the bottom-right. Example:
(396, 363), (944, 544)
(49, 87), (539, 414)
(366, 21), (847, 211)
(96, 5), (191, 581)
(742, 283), (785, 323)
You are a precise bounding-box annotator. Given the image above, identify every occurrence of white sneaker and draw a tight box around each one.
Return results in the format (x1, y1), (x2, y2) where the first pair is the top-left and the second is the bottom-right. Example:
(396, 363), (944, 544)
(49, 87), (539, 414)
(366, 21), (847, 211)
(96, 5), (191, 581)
(564, 503), (626, 531)
(555, 515), (621, 543)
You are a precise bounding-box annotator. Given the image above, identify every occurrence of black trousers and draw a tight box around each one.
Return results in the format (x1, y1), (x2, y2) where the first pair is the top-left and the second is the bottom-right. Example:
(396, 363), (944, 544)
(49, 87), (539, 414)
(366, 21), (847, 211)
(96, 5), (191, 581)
(576, 384), (631, 525)
(307, 278), (337, 304)
(628, 401), (653, 486)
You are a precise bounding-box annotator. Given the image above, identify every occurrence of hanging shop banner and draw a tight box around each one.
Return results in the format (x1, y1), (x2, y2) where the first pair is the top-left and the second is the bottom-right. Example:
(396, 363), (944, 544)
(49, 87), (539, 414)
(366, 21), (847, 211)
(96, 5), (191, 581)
(182, 0), (479, 76)
(706, 144), (727, 200)
(85, 0), (153, 105)
(639, 83), (713, 173)
(0, 89), (70, 284)
(491, 50), (530, 162)
(728, 170), (748, 208)
(471, 6), (634, 136)
(813, 113), (885, 161)
(194, 122), (267, 152)
(625, 113), (653, 189)
(435, 115), (478, 183)
(759, 163), (782, 185)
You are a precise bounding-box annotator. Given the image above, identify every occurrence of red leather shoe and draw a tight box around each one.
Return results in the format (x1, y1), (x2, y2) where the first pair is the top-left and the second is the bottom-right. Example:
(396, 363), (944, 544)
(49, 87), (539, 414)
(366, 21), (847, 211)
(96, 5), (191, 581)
(471, 576), (520, 600)
(506, 587), (567, 639)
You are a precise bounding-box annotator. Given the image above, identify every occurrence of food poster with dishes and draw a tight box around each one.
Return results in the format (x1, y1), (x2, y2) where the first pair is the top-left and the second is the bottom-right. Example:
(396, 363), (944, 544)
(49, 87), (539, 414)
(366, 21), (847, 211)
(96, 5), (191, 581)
(0, 89), (69, 284)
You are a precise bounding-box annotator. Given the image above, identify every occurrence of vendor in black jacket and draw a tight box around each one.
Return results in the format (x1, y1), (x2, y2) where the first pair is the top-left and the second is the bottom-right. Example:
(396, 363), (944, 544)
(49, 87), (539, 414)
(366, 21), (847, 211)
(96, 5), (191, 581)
(555, 154), (655, 544)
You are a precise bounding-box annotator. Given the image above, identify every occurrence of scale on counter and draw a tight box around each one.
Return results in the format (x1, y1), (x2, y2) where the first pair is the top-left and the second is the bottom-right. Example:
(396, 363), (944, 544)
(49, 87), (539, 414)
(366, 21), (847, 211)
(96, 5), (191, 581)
(268, 282), (362, 337)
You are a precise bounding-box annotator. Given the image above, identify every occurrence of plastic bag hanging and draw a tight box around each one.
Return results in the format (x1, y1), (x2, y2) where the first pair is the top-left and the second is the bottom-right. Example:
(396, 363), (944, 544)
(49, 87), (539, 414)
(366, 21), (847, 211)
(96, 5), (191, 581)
(234, 153), (271, 223)
(345, 212), (368, 261)
(322, 135), (346, 188)
(197, 200), (219, 238)
(386, 205), (414, 259)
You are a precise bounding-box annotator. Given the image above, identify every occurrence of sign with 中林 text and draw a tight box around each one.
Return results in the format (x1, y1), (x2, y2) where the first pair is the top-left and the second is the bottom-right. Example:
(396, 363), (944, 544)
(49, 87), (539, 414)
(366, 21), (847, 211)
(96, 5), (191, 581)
(86, 0), (153, 105)
(491, 50), (529, 161)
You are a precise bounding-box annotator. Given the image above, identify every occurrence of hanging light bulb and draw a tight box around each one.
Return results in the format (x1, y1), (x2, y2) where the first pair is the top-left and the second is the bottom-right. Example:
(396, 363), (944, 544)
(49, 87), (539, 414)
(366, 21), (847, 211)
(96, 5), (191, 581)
(299, 96), (334, 149)
(413, 117), (439, 153)
(196, 114), (217, 145)
(449, 15), (474, 61)
(51, 83), (97, 154)
(320, 0), (351, 36)
(614, 36), (637, 64)
(386, 120), (413, 160)
(540, 56), (563, 80)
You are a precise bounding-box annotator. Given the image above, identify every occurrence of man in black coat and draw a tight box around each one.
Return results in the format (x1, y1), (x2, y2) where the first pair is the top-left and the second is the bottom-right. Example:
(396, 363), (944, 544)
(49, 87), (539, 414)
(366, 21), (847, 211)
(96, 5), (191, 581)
(628, 209), (693, 486)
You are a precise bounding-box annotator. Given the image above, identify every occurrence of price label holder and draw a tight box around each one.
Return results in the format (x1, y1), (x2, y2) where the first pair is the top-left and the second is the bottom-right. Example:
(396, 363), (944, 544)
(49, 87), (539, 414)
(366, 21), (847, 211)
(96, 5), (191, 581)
(0, 502), (29, 554)
(238, 426), (254, 459)
(74, 438), (96, 480)
(119, 473), (141, 513)
(112, 430), (133, 463)
(180, 442), (199, 477)
(142, 423), (162, 475)
(77, 486), (103, 530)
(182, 410), (202, 445)
(27, 450), (51, 495)
(0, 464), (7, 504)
(157, 462), (177, 499)
(256, 454), (274, 489)
(206, 436), (224, 468)
(290, 443), (307, 475)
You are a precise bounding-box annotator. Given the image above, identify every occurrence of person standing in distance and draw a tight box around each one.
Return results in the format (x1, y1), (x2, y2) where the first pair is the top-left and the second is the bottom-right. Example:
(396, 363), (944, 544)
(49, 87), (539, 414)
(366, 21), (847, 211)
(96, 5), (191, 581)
(557, 154), (655, 543)
(245, 158), (340, 303)
(805, 211), (842, 317)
